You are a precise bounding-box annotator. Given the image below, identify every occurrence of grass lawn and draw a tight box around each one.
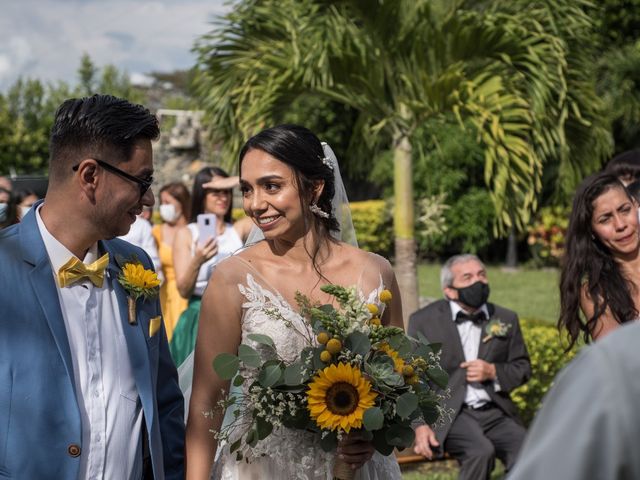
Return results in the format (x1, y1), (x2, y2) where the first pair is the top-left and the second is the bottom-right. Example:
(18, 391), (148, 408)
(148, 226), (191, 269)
(401, 459), (505, 479)
(418, 263), (560, 324)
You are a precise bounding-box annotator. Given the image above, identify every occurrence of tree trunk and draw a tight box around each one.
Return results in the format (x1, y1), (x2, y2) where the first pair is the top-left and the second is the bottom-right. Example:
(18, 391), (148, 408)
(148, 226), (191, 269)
(393, 134), (418, 328)
(505, 226), (518, 268)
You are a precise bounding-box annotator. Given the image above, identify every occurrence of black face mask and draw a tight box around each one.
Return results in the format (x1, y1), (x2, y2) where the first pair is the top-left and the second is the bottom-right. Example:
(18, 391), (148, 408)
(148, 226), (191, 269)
(453, 281), (490, 309)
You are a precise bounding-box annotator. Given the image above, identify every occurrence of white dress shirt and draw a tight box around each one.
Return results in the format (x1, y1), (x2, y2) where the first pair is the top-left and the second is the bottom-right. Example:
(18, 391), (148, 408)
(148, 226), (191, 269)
(36, 206), (143, 480)
(449, 301), (501, 408)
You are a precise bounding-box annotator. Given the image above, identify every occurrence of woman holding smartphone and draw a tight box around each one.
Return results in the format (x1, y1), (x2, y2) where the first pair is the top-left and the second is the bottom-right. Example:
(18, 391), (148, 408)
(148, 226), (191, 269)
(171, 166), (252, 365)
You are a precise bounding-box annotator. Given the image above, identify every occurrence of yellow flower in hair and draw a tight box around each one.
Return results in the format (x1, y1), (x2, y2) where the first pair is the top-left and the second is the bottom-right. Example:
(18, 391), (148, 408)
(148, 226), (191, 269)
(307, 362), (377, 432)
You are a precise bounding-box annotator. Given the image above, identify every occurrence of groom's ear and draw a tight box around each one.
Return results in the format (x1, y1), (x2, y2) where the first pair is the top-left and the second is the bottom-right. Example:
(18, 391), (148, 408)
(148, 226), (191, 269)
(312, 180), (325, 202)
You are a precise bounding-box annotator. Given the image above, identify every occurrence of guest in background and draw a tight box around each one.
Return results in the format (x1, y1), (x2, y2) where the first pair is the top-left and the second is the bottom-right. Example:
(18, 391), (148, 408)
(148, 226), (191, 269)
(152, 182), (191, 341)
(170, 167), (252, 365)
(0, 176), (12, 192)
(408, 254), (531, 480)
(14, 188), (39, 220)
(559, 172), (640, 350)
(605, 149), (640, 186)
(0, 186), (17, 229)
(119, 212), (163, 281)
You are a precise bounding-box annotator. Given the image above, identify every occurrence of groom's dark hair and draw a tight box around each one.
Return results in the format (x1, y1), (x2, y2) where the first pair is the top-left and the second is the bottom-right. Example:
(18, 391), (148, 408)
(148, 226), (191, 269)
(48, 94), (159, 184)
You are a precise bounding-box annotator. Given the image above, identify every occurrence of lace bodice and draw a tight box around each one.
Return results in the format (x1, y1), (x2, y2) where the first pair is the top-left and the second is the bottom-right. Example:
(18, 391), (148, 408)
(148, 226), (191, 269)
(214, 272), (401, 480)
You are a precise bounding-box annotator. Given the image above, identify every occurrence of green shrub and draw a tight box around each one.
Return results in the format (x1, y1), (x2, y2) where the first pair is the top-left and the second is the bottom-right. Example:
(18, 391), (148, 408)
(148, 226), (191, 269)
(512, 318), (578, 425)
(350, 200), (393, 256)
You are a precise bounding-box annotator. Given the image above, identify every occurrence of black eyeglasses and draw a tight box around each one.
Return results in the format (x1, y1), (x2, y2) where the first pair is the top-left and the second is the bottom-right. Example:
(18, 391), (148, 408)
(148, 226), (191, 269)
(72, 158), (153, 198)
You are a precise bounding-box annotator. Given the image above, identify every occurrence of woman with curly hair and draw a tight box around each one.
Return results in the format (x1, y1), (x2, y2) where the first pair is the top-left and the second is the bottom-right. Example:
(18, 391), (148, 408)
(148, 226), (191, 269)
(559, 172), (640, 350)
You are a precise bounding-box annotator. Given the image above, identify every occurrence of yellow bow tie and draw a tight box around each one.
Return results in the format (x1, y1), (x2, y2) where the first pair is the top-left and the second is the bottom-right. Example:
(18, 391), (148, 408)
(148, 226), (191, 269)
(57, 253), (110, 288)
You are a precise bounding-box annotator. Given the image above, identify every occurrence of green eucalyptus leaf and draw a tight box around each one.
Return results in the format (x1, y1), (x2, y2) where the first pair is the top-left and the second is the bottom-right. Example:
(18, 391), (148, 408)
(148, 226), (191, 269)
(385, 424), (415, 447)
(284, 363), (308, 385)
(258, 364), (283, 387)
(346, 331), (371, 356)
(229, 438), (242, 453)
(233, 374), (245, 387)
(320, 430), (338, 452)
(247, 333), (275, 349)
(238, 344), (261, 368)
(256, 415), (273, 440)
(213, 353), (240, 380)
(396, 392), (419, 419)
(363, 407), (384, 431)
(425, 367), (449, 390)
(372, 430), (395, 456)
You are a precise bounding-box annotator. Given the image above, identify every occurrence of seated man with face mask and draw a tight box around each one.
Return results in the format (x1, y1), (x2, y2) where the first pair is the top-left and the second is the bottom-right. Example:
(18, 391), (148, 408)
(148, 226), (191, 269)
(408, 254), (531, 480)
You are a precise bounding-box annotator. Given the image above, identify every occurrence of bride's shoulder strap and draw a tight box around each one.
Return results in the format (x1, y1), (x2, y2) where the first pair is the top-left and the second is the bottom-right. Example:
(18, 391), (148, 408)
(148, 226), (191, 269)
(358, 250), (395, 288)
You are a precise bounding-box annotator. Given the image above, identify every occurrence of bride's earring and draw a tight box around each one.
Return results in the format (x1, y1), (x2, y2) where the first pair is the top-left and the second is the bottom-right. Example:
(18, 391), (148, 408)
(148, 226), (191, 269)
(309, 202), (330, 219)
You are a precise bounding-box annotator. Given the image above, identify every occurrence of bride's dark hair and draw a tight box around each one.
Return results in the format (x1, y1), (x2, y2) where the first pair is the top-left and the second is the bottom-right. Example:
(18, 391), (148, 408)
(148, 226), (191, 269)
(559, 172), (638, 350)
(239, 124), (341, 271)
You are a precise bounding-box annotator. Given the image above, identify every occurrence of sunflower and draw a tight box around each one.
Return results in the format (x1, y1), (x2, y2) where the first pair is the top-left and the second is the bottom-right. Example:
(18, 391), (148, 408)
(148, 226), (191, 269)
(378, 342), (405, 374)
(122, 263), (161, 289)
(307, 362), (377, 432)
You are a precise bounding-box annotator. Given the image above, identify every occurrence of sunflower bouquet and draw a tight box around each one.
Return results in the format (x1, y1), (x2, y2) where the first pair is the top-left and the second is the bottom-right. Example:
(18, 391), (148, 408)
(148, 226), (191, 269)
(213, 285), (448, 479)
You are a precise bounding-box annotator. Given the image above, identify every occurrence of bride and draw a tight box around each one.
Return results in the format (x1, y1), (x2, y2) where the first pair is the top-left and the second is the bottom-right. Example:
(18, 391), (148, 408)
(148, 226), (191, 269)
(185, 125), (404, 479)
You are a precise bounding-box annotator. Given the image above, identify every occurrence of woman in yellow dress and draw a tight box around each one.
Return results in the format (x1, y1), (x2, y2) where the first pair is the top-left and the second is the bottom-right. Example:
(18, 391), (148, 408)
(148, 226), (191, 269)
(152, 182), (190, 341)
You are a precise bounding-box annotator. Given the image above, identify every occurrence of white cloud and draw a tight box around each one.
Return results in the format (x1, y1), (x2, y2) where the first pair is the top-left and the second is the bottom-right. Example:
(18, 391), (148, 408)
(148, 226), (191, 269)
(0, 0), (231, 91)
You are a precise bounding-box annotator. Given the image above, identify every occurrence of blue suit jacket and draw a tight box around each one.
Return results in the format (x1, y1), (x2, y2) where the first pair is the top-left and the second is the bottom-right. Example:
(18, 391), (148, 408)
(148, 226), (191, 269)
(0, 206), (184, 479)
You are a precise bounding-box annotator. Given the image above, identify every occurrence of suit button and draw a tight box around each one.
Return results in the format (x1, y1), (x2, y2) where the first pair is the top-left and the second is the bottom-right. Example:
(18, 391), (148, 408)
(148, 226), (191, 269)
(68, 444), (81, 457)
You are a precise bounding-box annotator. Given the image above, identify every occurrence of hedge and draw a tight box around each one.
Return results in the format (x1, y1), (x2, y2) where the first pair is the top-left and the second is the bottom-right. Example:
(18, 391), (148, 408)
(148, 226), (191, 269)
(512, 318), (578, 425)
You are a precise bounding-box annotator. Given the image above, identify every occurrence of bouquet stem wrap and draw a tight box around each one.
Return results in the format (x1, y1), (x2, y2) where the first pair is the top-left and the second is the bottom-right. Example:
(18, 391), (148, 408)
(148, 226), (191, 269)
(333, 458), (355, 480)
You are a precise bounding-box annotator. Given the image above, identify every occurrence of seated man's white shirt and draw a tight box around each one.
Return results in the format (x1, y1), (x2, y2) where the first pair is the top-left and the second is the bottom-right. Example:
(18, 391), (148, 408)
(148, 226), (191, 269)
(449, 300), (501, 408)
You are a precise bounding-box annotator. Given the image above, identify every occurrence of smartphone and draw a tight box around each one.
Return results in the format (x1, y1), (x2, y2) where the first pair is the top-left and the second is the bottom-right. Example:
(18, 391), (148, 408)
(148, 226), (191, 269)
(196, 213), (217, 247)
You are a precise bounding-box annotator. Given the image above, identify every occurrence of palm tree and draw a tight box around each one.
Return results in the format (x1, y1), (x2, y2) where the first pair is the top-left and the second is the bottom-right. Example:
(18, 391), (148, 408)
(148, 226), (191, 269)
(193, 0), (608, 325)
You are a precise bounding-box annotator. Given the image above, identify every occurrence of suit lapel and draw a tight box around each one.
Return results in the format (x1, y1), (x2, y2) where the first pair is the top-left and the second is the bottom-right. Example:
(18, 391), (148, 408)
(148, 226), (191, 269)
(20, 209), (78, 398)
(103, 240), (155, 425)
(436, 301), (466, 363)
(477, 303), (495, 360)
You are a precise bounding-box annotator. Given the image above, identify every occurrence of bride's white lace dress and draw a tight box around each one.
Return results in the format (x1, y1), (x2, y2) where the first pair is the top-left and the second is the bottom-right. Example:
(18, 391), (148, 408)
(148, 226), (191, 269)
(212, 267), (402, 480)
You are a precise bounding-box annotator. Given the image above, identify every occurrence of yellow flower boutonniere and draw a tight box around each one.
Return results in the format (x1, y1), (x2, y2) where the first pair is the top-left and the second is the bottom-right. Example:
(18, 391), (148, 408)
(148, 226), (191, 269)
(482, 318), (511, 343)
(118, 260), (161, 325)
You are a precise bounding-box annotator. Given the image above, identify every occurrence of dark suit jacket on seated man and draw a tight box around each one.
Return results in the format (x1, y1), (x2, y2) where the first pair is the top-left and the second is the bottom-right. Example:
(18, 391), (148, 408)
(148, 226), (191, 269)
(408, 254), (531, 480)
(0, 94), (184, 479)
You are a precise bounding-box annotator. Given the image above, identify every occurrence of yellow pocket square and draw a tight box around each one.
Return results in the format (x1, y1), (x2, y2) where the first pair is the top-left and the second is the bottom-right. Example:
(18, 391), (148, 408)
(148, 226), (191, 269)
(149, 316), (162, 337)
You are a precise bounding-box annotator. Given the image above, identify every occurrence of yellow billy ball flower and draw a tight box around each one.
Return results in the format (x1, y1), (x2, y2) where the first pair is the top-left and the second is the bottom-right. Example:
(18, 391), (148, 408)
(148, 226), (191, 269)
(307, 362), (377, 432)
(317, 332), (330, 345)
(320, 350), (332, 363)
(379, 289), (392, 304)
(326, 338), (342, 355)
(370, 317), (381, 326)
(406, 374), (420, 385)
(367, 303), (379, 316)
(402, 365), (415, 377)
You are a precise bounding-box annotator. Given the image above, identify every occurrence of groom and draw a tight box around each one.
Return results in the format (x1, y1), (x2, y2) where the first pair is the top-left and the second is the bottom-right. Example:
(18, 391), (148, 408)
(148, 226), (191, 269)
(408, 254), (531, 479)
(0, 95), (184, 479)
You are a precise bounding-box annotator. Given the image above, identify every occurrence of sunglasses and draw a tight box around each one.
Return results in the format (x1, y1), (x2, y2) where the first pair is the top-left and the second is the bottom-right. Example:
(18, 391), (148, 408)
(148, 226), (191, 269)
(72, 158), (153, 199)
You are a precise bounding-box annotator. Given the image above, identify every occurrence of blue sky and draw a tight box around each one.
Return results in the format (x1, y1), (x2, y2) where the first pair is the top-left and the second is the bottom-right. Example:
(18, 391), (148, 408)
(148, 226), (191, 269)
(0, 0), (230, 91)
